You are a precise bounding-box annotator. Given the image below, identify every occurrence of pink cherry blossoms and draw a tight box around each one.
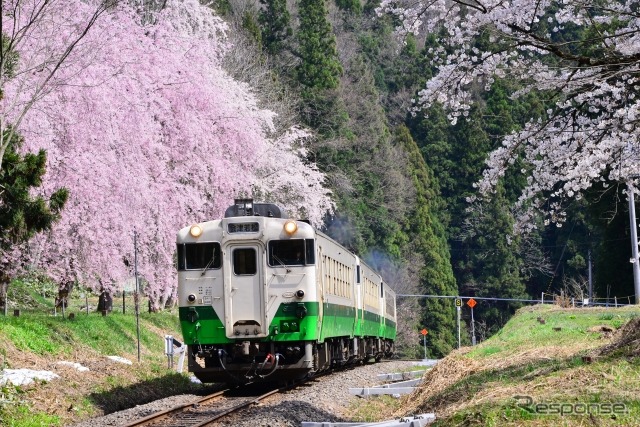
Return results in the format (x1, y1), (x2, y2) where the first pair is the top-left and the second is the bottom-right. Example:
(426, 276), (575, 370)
(2, 0), (332, 307)
(377, 0), (640, 233)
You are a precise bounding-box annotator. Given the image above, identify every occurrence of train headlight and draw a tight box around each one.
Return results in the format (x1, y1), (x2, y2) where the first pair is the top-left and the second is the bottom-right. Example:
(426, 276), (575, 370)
(296, 290), (305, 298)
(283, 220), (298, 235)
(187, 294), (196, 303)
(189, 224), (203, 238)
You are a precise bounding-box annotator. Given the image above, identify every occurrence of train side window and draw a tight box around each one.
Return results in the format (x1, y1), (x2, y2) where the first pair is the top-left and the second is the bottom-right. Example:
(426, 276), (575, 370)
(233, 248), (257, 275)
(177, 245), (185, 270)
(305, 239), (315, 264)
(179, 243), (221, 271)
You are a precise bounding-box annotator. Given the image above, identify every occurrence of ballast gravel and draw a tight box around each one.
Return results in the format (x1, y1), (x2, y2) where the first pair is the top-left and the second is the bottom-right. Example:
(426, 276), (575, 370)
(70, 360), (418, 427)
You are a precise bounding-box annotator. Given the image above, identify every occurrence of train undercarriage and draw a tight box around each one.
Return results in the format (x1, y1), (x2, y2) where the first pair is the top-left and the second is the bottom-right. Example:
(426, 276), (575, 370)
(188, 337), (395, 384)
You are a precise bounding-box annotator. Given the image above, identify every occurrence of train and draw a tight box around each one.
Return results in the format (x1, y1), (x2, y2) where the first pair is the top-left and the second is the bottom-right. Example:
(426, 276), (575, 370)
(176, 199), (396, 383)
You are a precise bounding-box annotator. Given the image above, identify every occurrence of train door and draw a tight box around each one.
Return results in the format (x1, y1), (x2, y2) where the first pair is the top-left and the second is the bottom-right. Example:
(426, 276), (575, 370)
(224, 243), (267, 338)
(355, 263), (363, 336)
(317, 246), (326, 339)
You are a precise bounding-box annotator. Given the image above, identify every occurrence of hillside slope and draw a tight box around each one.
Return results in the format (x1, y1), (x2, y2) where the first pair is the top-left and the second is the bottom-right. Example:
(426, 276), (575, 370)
(391, 305), (640, 426)
(0, 304), (217, 427)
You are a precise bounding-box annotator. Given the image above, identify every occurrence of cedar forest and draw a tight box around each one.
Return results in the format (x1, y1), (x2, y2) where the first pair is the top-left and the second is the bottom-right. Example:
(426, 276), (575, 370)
(1, 0), (639, 358)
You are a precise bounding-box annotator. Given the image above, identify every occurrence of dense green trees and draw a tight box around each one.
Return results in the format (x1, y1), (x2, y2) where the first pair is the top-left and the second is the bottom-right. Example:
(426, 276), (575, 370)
(238, 0), (635, 353)
(396, 125), (457, 356)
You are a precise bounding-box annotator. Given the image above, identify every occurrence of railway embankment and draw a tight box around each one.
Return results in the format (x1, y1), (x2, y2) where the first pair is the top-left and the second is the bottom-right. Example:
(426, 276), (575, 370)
(0, 280), (210, 426)
(373, 304), (640, 426)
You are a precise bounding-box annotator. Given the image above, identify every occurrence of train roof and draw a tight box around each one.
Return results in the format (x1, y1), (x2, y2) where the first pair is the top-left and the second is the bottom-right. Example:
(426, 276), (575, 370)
(224, 199), (286, 219)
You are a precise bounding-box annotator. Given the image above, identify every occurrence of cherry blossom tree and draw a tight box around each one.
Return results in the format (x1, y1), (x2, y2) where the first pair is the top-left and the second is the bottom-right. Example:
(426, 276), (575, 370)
(377, 0), (640, 233)
(4, 0), (332, 308)
(0, 0), (114, 169)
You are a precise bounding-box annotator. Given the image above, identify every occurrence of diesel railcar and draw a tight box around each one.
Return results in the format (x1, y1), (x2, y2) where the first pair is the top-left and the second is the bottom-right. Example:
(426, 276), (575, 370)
(176, 199), (396, 383)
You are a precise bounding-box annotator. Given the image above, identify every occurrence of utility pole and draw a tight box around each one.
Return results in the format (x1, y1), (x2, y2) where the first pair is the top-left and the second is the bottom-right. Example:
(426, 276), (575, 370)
(455, 298), (462, 349)
(628, 180), (640, 304)
(457, 306), (461, 349)
(588, 248), (592, 304)
(134, 229), (141, 362)
(471, 306), (476, 346)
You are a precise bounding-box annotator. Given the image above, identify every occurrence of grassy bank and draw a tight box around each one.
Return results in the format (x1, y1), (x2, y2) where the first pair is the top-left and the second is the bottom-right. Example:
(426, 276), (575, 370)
(364, 304), (640, 426)
(0, 279), (214, 427)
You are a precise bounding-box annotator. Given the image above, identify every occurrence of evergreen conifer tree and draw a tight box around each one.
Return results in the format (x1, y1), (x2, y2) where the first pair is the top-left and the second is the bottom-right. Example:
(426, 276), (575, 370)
(296, 0), (342, 90)
(0, 128), (68, 250)
(258, 0), (291, 54)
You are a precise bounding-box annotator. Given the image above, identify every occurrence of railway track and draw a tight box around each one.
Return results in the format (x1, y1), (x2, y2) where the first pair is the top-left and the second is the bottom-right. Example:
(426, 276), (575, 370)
(121, 380), (300, 427)
(119, 359), (420, 427)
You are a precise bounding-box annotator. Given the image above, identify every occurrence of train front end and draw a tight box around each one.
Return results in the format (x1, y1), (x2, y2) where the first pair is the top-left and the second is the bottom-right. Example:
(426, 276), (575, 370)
(176, 200), (319, 383)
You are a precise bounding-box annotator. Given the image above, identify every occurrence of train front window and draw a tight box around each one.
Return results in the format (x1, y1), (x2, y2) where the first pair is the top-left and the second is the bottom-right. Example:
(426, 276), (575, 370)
(233, 248), (257, 275)
(268, 239), (315, 267)
(177, 243), (221, 271)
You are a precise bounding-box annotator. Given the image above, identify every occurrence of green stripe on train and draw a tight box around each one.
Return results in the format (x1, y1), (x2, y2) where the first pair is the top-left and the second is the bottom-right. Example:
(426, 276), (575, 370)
(319, 302), (357, 340)
(360, 309), (381, 337)
(178, 302), (395, 345)
(178, 306), (230, 344)
(270, 302), (320, 342)
(178, 302), (322, 345)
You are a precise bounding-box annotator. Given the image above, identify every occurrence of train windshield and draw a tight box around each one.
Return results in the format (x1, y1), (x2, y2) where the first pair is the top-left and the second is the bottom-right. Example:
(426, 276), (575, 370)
(177, 243), (222, 270)
(268, 239), (315, 267)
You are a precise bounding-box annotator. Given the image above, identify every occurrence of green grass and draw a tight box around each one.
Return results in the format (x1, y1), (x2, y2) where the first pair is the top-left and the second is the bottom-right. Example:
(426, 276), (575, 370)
(2, 406), (61, 427)
(466, 305), (640, 360)
(435, 395), (640, 427)
(351, 305), (640, 426)
(0, 278), (216, 427)
(0, 311), (179, 356)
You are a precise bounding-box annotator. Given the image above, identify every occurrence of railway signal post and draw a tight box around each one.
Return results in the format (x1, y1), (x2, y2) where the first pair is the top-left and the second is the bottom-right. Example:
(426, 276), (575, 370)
(455, 298), (462, 348)
(420, 328), (428, 358)
(467, 298), (477, 345)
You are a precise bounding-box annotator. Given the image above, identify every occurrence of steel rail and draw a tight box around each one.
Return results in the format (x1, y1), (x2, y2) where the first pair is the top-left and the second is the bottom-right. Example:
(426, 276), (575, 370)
(191, 387), (281, 427)
(122, 388), (230, 427)
(120, 363), (366, 427)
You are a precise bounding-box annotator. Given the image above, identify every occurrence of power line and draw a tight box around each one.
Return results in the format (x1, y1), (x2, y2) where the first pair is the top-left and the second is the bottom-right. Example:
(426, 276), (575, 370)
(397, 294), (633, 306)
(398, 294), (541, 303)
